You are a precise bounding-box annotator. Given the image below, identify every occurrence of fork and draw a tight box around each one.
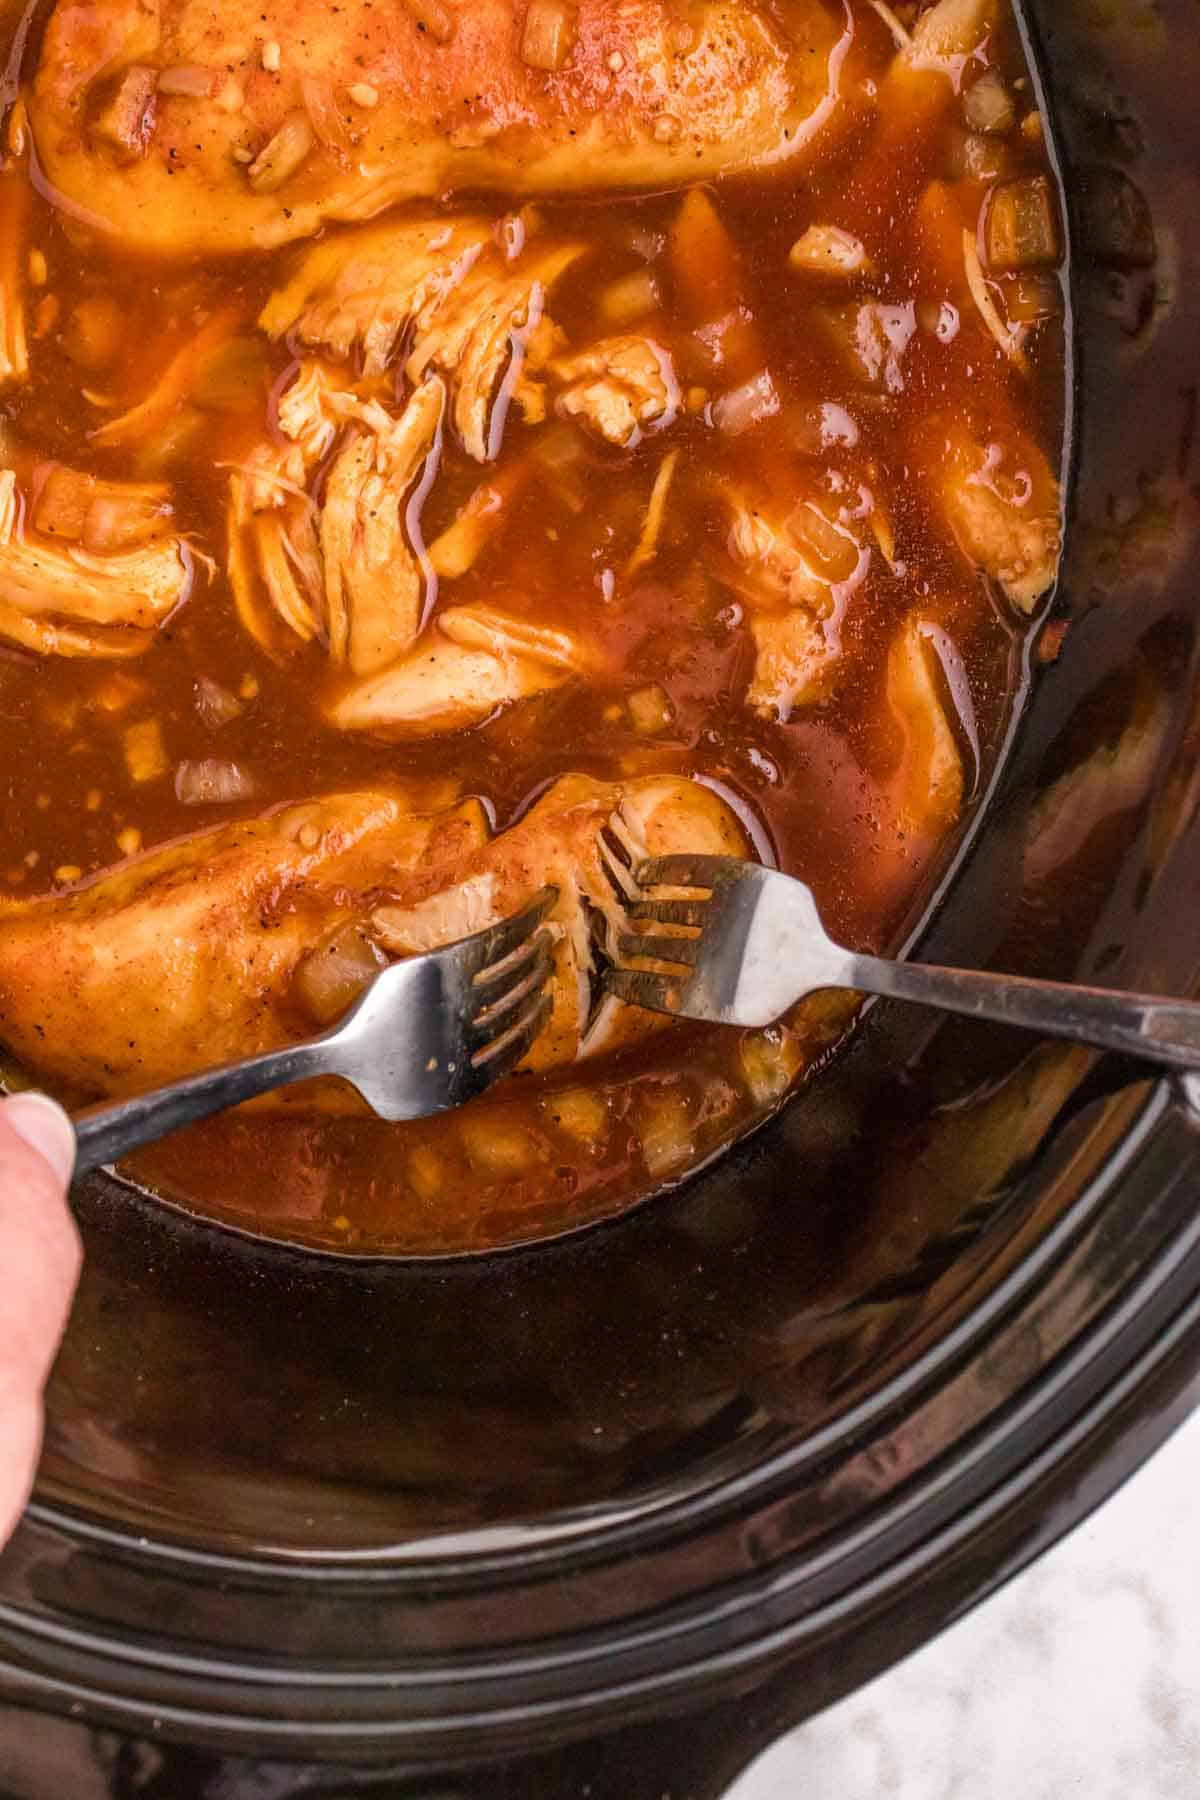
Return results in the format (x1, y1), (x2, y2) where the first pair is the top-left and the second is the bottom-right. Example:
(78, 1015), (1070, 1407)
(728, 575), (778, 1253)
(71, 887), (558, 1178)
(607, 857), (1200, 1070)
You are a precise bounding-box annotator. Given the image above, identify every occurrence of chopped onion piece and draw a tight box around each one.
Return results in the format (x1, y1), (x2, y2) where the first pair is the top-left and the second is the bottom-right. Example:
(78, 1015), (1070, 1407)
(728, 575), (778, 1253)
(521, 0), (577, 71)
(963, 68), (1015, 134)
(1005, 271), (1062, 323)
(82, 492), (172, 552)
(300, 77), (352, 155)
(247, 113), (314, 193)
(738, 1027), (803, 1107)
(626, 683), (674, 736)
(598, 267), (660, 327)
(194, 675), (244, 728)
(173, 757), (257, 805)
(459, 1110), (544, 1176)
(789, 224), (868, 277)
(985, 176), (1060, 272)
(293, 922), (386, 1026)
(123, 718), (168, 784)
(640, 1093), (694, 1177)
(713, 370), (780, 436)
(157, 64), (216, 97)
(546, 1087), (609, 1144)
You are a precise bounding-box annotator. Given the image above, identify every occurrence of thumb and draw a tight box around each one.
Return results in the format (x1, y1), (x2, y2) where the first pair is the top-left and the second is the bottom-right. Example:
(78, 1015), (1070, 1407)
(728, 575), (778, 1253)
(0, 1093), (81, 1545)
(4, 1093), (77, 1191)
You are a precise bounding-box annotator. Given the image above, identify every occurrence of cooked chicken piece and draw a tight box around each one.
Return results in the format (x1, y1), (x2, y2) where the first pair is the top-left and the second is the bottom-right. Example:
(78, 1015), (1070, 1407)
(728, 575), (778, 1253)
(0, 774), (746, 1102)
(885, 613), (964, 847)
(33, 465), (174, 551)
(228, 370), (443, 667)
(723, 492), (870, 719)
(407, 240), (583, 461)
(263, 220), (583, 462)
(745, 609), (840, 722)
(372, 774), (749, 1071)
(260, 216), (496, 374)
(0, 467), (191, 658)
(327, 605), (587, 737)
(551, 335), (679, 448)
(319, 378), (445, 672)
(918, 413), (1062, 611)
(31, 0), (845, 255)
(91, 62), (157, 158)
(0, 791), (487, 1097)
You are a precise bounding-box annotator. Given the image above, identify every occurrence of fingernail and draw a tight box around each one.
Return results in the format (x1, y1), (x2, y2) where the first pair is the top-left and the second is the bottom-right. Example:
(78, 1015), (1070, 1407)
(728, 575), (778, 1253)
(4, 1093), (76, 1189)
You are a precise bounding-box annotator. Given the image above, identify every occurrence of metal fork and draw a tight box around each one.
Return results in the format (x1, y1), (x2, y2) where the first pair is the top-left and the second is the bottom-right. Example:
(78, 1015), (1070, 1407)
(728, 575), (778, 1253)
(71, 887), (558, 1178)
(607, 857), (1200, 1070)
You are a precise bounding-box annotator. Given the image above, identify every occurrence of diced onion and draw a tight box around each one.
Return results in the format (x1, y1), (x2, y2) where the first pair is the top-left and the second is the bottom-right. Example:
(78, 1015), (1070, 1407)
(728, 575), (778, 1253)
(300, 76), (352, 155)
(963, 68), (1015, 134)
(157, 64), (216, 97)
(521, 0), (576, 71)
(1004, 271), (1062, 323)
(194, 675), (244, 728)
(459, 1111), (544, 1176)
(738, 1027), (803, 1108)
(626, 683), (674, 736)
(788, 224), (868, 277)
(598, 267), (660, 328)
(123, 718), (168, 784)
(962, 228), (1027, 369)
(546, 1087), (609, 1145)
(640, 1093), (694, 1177)
(293, 922), (386, 1025)
(246, 113), (314, 193)
(713, 370), (780, 436)
(985, 176), (1060, 272)
(173, 757), (257, 805)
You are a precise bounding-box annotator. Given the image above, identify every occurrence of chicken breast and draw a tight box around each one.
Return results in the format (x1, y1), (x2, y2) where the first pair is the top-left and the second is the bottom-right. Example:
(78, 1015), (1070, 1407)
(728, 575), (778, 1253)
(30, 0), (845, 255)
(722, 488), (870, 720)
(0, 466), (191, 658)
(0, 774), (747, 1105)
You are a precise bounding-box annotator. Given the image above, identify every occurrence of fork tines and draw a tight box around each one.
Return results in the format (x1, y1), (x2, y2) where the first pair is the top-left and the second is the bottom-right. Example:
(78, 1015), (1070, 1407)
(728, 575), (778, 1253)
(468, 884), (558, 1074)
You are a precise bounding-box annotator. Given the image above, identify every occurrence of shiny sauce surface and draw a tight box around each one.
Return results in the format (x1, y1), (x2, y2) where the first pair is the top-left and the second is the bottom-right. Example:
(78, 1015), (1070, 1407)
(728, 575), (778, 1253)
(0, 0), (1065, 1251)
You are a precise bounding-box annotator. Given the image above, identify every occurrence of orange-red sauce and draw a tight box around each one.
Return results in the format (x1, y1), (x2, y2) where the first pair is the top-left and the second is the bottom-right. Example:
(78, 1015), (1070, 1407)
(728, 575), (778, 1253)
(0, 0), (1065, 1251)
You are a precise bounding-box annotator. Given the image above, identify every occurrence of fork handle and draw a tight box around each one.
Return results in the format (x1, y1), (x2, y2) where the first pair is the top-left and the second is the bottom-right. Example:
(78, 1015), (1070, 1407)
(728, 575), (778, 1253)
(72, 1039), (331, 1178)
(850, 954), (1200, 1071)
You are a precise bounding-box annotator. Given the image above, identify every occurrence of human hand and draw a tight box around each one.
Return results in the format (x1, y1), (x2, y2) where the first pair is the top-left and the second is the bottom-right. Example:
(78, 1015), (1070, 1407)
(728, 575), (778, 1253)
(0, 1094), (80, 1545)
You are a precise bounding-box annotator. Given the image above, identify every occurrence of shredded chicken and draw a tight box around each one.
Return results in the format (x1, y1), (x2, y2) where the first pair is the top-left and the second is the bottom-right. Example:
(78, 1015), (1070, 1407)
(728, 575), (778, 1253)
(260, 217), (495, 373)
(551, 335), (680, 448)
(0, 775), (747, 1099)
(723, 491), (871, 719)
(319, 378), (445, 672)
(886, 613), (965, 844)
(404, 239), (584, 462)
(228, 368), (443, 667)
(0, 467), (191, 658)
(327, 605), (589, 736)
(919, 413), (1062, 611)
(264, 219), (583, 462)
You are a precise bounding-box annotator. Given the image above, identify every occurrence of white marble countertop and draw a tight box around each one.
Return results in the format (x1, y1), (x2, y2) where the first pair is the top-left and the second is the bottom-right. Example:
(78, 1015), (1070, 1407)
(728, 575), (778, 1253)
(732, 1405), (1200, 1798)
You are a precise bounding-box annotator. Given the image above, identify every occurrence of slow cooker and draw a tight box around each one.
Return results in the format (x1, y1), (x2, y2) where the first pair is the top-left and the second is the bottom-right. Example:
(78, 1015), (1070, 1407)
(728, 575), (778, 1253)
(2, 0), (1199, 1792)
